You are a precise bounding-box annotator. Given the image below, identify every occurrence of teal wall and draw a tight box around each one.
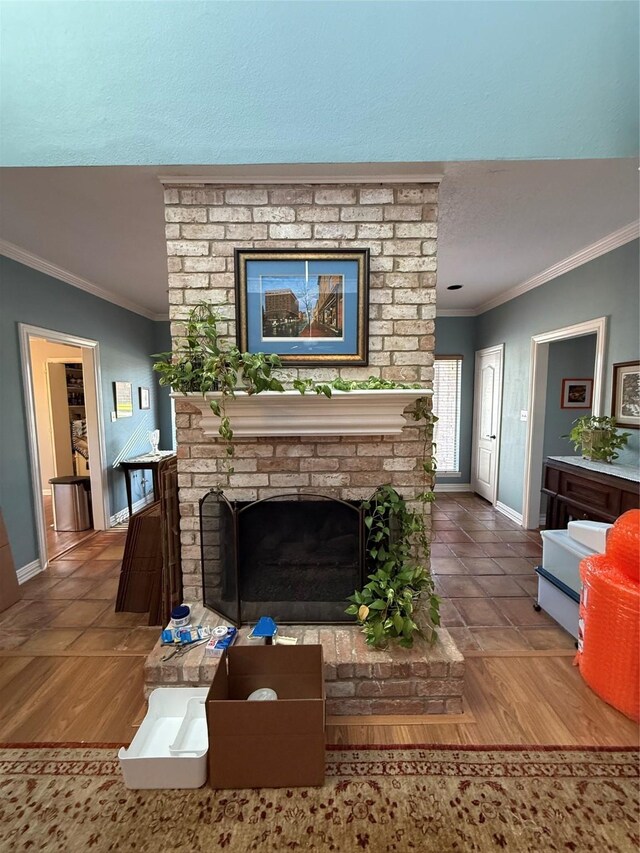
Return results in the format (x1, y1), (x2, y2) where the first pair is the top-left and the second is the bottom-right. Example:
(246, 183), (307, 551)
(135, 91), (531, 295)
(476, 240), (640, 514)
(0, 257), (167, 569)
(2, 1), (638, 166)
(434, 316), (476, 485)
(542, 336), (597, 461)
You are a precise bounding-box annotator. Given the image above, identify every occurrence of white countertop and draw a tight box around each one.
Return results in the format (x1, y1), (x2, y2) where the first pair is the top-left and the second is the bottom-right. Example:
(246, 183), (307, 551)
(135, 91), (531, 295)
(122, 451), (176, 464)
(547, 456), (640, 484)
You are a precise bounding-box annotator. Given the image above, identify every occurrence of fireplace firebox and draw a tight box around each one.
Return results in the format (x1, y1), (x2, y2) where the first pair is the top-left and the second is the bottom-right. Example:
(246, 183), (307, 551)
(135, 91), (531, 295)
(200, 490), (365, 624)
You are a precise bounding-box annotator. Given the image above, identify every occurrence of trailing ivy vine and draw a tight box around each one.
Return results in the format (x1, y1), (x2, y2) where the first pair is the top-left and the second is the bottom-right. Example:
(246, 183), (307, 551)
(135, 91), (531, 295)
(152, 304), (285, 474)
(153, 303), (437, 487)
(345, 393), (440, 650)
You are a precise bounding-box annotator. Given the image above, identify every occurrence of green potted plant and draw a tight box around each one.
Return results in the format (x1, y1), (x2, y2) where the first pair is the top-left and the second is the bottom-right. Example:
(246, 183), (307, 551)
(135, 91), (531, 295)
(565, 415), (631, 463)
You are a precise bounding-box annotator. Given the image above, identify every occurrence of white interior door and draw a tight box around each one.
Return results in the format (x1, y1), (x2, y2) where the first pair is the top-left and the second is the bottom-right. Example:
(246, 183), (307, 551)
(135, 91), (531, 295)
(471, 344), (504, 504)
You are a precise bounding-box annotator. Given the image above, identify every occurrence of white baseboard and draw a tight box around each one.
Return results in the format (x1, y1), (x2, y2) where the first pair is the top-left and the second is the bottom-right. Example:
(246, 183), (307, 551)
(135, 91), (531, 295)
(435, 483), (472, 492)
(17, 559), (42, 584)
(495, 501), (524, 527)
(109, 493), (155, 526)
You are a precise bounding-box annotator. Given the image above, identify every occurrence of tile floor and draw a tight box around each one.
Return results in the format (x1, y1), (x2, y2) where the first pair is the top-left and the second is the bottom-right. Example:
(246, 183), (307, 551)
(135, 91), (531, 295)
(431, 493), (575, 652)
(43, 494), (95, 560)
(1, 493), (575, 658)
(0, 530), (159, 654)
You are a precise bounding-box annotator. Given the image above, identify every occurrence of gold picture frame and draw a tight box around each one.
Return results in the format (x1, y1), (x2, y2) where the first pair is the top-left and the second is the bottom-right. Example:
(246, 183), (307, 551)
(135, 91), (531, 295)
(234, 248), (369, 365)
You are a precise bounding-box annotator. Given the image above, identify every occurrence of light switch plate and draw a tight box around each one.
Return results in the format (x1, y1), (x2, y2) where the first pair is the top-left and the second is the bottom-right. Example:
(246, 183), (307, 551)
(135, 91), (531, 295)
(520, 410), (528, 422)
(111, 411), (117, 422)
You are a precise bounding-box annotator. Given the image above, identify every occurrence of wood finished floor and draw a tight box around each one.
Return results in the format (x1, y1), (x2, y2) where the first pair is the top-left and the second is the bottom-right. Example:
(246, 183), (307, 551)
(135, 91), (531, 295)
(0, 497), (637, 747)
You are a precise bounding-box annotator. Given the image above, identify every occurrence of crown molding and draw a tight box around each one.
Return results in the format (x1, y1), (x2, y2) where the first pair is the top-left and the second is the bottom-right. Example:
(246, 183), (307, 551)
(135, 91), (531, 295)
(435, 308), (477, 317)
(158, 173), (443, 185)
(475, 220), (640, 316)
(0, 239), (163, 321)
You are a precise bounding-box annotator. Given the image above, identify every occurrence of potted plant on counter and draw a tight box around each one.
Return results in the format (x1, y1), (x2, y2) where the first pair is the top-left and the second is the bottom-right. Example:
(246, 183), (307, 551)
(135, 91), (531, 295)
(565, 415), (631, 463)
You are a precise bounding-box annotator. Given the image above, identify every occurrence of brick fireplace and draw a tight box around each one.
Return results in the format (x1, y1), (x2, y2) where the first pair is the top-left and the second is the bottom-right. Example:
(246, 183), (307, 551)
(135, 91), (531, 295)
(165, 181), (438, 602)
(145, 180), (466, 715)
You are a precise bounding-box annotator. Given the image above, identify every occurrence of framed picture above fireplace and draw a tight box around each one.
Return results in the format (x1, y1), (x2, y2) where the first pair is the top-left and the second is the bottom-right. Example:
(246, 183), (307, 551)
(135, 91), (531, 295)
(235, 248), (369, 365)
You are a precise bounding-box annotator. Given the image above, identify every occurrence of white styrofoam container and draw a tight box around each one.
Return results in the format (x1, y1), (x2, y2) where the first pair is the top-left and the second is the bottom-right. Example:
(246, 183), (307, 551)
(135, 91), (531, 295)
(540, 529), (596, 596)
(536, 573), (579, 639)
(567, 520), (612, 554)
(170, 696), (208, 755)
(118, 688), (209, 789)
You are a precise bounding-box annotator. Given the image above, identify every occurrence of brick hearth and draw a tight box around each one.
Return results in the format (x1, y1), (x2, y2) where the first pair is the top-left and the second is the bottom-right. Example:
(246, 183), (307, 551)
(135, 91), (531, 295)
(144, 604), (465, 715)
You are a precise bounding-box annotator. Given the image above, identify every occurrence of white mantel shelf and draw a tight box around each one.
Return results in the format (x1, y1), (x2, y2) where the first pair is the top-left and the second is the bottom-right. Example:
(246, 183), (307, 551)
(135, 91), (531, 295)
(173, 389), (431, 437)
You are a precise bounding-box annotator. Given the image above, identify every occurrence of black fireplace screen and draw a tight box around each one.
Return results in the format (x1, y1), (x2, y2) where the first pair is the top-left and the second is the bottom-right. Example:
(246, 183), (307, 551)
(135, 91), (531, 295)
(200, 491), (364, 625)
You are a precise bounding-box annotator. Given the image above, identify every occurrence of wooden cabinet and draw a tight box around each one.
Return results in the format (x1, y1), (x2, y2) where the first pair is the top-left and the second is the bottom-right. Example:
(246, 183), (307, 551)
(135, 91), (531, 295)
(542, 456), (640, 529)
(65, 364), (85, 407)
(46, 362), (89, 478)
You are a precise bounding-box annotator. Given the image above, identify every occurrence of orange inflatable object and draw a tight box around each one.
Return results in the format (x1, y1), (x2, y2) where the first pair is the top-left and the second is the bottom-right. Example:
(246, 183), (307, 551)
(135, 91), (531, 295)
(578, 554), (639, 722)
(605, 509), (640, 582)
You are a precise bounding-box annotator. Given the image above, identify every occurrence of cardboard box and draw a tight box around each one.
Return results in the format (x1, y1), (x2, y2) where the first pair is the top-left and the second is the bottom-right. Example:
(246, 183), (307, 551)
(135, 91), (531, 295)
(206, 644), (325, 789)
(0, 510), (21, 614)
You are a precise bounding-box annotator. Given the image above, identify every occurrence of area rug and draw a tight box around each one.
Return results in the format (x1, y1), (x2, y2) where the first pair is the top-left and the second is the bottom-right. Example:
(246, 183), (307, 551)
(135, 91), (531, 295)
(0, 744), (637, 852)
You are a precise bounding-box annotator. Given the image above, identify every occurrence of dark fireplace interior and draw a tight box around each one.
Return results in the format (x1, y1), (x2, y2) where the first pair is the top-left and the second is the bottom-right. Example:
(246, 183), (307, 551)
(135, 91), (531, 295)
(200, 491), (364, 624)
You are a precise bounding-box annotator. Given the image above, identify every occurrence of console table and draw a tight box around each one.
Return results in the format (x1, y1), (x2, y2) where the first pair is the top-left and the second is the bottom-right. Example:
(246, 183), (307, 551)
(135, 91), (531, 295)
(120, 451), (176, 518)
(542, 456), (640, 529)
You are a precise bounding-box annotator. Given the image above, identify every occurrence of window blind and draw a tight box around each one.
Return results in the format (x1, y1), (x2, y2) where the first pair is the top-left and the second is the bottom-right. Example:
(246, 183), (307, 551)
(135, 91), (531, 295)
(433, 357), (462, 474)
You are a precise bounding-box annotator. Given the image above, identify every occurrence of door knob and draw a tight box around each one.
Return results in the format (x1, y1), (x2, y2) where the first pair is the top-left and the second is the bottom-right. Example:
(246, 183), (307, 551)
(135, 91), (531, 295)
(485, 435), (496, 439)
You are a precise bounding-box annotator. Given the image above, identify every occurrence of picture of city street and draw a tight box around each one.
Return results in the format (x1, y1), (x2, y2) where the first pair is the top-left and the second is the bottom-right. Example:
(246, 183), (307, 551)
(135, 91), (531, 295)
(261, 274), (344, 339)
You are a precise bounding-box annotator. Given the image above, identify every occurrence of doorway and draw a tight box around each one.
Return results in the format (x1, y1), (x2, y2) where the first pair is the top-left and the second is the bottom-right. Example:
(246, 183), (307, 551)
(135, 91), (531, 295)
(470, 344), (504, 505)
(522, 317), (607, 529)
(19, 324), (109, 569)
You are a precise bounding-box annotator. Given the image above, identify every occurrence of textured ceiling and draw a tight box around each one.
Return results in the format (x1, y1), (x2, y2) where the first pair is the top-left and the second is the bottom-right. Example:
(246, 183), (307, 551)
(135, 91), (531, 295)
(0, 160), (637, 318)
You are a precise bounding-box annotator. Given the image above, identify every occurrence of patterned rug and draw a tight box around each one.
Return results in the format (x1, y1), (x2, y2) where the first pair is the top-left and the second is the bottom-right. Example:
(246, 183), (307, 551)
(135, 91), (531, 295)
(0, 744), (637, 852)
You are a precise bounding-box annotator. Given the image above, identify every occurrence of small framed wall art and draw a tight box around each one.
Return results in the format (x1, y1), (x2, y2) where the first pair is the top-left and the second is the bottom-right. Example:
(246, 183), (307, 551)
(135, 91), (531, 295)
(114, 381), (133, 418)
(561, 378), (593, 409)
(139, 387), (150, 410)
(234, 248), (369, 365)
(611, 360), (640, 429)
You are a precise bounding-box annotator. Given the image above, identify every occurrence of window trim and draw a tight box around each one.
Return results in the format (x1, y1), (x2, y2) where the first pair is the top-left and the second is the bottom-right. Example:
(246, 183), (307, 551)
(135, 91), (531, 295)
(433, 354), (463, 476)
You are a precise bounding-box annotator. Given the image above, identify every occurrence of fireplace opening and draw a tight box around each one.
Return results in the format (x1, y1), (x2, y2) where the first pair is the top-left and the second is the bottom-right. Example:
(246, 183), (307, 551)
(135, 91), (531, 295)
(200, 491), (365, 624)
